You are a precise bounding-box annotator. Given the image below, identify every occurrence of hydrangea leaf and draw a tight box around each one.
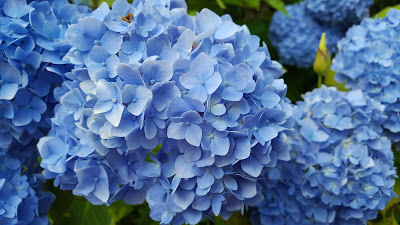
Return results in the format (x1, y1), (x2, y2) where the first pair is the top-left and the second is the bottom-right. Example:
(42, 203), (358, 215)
(108, 200), (135, 225)
(264, 0), (288, 16)
(62, 198), (111, 225)
(215, 0), (226, 9)
(324, 68), (346, 91)
(224, 0), (259, 10)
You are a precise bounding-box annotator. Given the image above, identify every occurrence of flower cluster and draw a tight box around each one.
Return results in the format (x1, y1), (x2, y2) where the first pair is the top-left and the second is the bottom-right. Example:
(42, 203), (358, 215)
(304, 0), (373, 26)
(332, 9), (400, 146)
(0, 0), (91, 223)
(269, 2), (344, 68)
(0, 0), (90, 149)
(0, 148), (55, 225)
(252, 86), (397, 225)
(37, 0), (294, 224)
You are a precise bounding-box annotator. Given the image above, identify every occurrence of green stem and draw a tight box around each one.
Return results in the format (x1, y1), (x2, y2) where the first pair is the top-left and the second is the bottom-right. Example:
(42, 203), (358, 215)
(317, 74), (322, 88)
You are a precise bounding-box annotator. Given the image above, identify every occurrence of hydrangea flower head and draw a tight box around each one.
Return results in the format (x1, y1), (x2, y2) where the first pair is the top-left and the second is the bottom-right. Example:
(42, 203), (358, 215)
(0, 0), (91, 149)
(332, 9), (400, 145)
(305, 0), (373, 26)
(0, 0), (90, 223)
(253, 86), (397, 225)
(269, 2), (343, 68)
(37, 0), (294, 223)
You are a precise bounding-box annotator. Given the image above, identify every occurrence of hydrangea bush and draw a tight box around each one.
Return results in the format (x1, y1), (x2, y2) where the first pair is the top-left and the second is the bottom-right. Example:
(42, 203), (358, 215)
(269, 2), (343, 68)
(304, 0), (373, 26)
(269, 0), (373, 68)
(332, 9), (400, 146)
(37, 0), (294, 224)
(0, 0), (397, 224)
(252, 86), (397, 225)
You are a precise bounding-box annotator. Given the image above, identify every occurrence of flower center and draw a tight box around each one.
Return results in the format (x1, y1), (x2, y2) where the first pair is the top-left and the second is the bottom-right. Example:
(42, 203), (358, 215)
(122, 13), (134, 23)
(186, 121), (190, 126)
(200, 81), (205, 85)
(112, 98), (117, 103)
(253, 127), (258, 131)
(94, 40), (100, 45)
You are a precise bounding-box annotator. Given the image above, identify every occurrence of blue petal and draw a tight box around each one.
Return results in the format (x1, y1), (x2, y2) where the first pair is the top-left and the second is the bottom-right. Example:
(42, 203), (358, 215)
(4, 0), (33, 18)
(241, 156), (263, 177)
(172, 189), (195, 210)
(90, 45), (109, 63)
(183, 208), (203, 224)
(185, 124), (202, 147)
(167, 122), (186, 140)
(195, 8), (222, 33)
(175, 155), (196, 179)
(93, 100), (113, 114)
(210, 136), (229, 156)
(192, 196), (211, 211)
(81, 17), (106, 40)
(105, 104), (124, 127)
(197, 170), (214, 189)
(100, 30), (123, 54)
(214, 21), (238, 39)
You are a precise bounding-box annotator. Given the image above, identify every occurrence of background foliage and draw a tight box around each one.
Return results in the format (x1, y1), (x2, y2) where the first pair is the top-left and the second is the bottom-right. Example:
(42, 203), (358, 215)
(48, 0), (400, 224)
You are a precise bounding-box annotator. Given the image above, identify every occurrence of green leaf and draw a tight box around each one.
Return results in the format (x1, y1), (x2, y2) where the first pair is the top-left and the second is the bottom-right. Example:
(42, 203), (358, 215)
(60, 198), (111, 225)
(187, 9), (197, 16)
(214, 216), (228, 225)
(223, 0), (260, 10)
(216, 0), (226, 9)
(246, 0), (260, 10)
(372, 217), (393, 225)
(264, 0), (287, 16)
(109, 200), (135, 225)
(324, 68), (346, 91)
(370, 209), (399, 225)
(47, 188), (75, 224)
(373, 4), (400, 18)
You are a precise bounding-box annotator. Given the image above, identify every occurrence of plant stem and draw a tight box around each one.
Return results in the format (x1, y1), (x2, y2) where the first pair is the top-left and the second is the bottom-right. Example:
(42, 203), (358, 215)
(317, 74), (322, 88)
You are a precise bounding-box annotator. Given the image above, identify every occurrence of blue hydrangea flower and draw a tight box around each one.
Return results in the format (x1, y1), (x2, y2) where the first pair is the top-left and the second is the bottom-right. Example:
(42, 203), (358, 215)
(0, 151), (55, 225)
(305, 0), (373, 26)
(0, 0), (91, 223)
(37, 0), (294, 224)
(0, 0), (91, 150)
(180, 53), (222, 103)
(332, 9), (400, 146)
(252, 86), (397, 225)
(93, 79), (124, 127)
(0, 62), (22, 100)
(269, 2), (344, 68)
